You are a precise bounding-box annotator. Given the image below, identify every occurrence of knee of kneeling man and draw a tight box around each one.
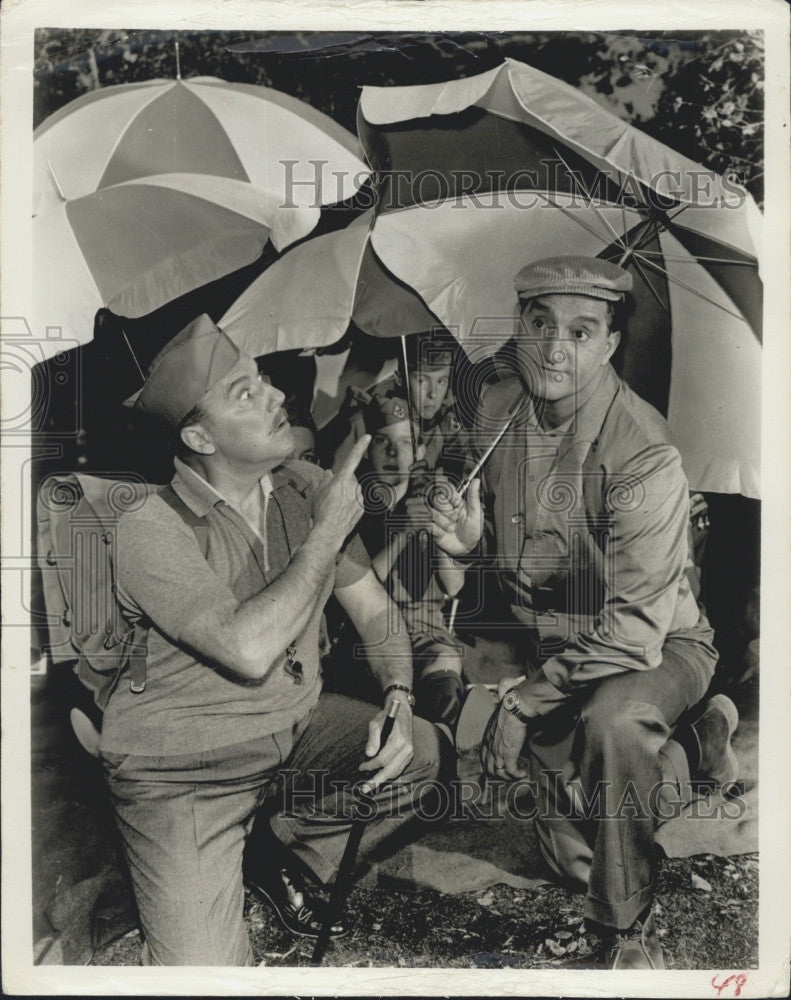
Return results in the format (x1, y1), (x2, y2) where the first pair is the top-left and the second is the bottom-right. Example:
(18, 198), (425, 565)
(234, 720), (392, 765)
(408, 716), (445, 780)
(580, 698), (666, 752)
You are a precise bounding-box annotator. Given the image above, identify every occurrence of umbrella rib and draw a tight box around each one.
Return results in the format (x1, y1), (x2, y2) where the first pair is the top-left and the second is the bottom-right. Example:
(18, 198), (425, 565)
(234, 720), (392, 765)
(665, 205), (689, 225)
(630, 254), (671, 316)
(121, 325), (146, 382)
(629, 214), (666, 255)
(533, 192), (617, 246)
(47, 161), (66, 202)
(631, 250), (748, 324)
(552, 147), (628, 251)
(633, 250), (756, 266)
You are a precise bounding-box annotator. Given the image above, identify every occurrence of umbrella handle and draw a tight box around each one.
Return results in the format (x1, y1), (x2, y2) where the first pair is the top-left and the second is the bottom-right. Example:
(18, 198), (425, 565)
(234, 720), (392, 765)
(311, 701), (400, 965)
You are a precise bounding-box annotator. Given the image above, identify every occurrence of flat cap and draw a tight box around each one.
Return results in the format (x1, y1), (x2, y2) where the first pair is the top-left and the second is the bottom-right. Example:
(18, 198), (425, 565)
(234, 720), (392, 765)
(514, 255), (633, 303)
(124, 314), (242, 428)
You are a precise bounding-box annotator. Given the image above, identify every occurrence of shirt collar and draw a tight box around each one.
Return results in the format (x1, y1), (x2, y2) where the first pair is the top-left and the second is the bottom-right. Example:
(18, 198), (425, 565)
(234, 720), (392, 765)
(171, 457), (273, 519)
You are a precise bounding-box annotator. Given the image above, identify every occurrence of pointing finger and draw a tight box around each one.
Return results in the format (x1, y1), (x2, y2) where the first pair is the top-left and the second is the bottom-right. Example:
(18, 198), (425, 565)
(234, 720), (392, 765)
(338, 433), (371, 477)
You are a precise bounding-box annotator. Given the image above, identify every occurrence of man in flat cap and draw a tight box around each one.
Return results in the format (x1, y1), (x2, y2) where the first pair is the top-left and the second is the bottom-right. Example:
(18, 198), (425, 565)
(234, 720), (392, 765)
(416, 256), (739, 969)
(103, 314), (443, 965)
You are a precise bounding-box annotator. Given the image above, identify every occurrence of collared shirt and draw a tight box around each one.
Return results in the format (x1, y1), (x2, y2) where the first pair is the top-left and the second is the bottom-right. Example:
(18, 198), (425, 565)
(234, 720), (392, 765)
(471, 364), (715, 716)
(183, 464), (274, 572)
(103, 458), (370, 756)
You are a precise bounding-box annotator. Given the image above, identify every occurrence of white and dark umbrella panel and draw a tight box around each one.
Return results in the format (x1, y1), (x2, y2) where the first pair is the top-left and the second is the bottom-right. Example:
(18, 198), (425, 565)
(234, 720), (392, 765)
(356, 60), (762, 498)
(34, 76), (367, 209)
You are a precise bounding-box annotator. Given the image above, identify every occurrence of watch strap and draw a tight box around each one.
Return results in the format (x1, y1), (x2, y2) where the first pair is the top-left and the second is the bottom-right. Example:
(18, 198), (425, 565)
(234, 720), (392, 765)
(383, 683), (415, 708)
(503, 687), (532, 725)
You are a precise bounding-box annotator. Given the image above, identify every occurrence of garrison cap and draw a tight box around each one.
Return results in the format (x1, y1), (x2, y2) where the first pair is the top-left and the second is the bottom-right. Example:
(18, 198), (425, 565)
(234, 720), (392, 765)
(124, 314), (242, 428)
(362, 390), (416, 436)
(514, 255), (633, 303)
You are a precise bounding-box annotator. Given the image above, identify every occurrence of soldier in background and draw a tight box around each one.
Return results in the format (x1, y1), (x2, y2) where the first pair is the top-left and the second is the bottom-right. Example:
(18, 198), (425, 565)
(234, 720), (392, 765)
(331, 330), (468, 483)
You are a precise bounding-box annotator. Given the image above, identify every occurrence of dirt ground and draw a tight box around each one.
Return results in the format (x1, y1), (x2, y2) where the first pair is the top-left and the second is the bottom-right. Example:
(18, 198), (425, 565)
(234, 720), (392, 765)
(93, 850), (758, 970)
(33, 663), (758, 971)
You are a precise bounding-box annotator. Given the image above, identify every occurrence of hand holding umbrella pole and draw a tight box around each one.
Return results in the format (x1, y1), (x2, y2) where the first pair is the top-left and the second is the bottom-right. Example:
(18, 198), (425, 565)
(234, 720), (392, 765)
(311, 698), (401, 965)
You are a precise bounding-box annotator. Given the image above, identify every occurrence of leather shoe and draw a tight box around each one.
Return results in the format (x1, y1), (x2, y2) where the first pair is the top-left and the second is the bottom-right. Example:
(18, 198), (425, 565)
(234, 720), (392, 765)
(608, 907), (665, 969)
(245, 865), (350, 940)
(684, 694), (740, 786)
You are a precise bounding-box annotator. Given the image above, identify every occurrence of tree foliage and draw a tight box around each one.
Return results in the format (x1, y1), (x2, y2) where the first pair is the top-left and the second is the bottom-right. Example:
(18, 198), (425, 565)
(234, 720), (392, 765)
(34, 28), (764, 204)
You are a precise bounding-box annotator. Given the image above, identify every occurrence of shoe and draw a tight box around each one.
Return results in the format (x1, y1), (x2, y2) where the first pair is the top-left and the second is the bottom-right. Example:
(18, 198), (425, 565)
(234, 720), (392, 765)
(687, 694), (740, 786)
(245, 865), (350, 940)
(454, 685), (497, 753)
(607, 907), (665, 969)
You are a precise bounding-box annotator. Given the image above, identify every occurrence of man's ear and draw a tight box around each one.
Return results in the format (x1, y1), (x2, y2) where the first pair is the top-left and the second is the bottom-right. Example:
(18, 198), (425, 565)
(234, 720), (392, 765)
(180, 422), (215, 456)
(603, 329), (621, 364)
(416, 440), (426, 463)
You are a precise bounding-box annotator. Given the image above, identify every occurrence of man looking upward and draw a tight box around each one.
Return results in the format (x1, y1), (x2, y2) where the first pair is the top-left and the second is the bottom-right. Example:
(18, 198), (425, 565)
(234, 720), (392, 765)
(104, 315), (442, 965)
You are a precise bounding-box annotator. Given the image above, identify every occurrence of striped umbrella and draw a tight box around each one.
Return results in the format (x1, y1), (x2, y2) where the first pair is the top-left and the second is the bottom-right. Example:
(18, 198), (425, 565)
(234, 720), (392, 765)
(33, 73), (370, 356)
(34, 73), (367, 211)
(219, 211), (443, 431)
(219, 211), (440, 356)
(33, 173), (320, 360)
(356, 59), (763, 499)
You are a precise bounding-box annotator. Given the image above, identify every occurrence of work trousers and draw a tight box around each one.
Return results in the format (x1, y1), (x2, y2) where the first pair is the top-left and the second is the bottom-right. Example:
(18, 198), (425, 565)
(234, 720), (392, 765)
(102, 693), (442, 966)
(528, 635), (718, 930)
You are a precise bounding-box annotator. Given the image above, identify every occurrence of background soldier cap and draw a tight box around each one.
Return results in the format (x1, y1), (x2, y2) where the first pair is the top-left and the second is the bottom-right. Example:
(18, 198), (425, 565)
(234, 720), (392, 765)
(514, 255), (633, 303)
(124, 314), (242, 428)
(363, 390), (417, 435)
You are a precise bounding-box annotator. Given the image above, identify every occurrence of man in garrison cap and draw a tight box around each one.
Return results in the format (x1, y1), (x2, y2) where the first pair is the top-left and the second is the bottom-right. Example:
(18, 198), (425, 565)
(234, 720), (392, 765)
(414, 256), (740, 969)
(105, 314), (443, 965)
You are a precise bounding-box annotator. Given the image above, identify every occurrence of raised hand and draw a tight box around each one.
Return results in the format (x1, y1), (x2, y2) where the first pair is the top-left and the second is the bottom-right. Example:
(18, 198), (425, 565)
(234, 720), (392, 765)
(404, 474), (484, 556)
(312, 434), (370, 539)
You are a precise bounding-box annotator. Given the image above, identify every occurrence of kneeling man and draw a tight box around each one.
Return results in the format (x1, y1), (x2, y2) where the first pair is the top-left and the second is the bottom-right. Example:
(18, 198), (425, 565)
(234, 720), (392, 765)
(420, 257), (738, 969)
(104, 315), (442, 965)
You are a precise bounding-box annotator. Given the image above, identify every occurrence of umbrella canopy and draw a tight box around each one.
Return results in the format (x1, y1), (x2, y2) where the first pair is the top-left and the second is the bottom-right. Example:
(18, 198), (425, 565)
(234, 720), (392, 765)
(34, 76), (368, 212)
(34, 174), (319, 359)
(356, 59), (763, 499)
(219, 211), (441, 356)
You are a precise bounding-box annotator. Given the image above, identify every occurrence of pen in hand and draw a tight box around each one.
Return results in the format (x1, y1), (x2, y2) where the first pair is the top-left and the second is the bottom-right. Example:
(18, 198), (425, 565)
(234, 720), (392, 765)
(359, 697), (400, 796)
(379, 697), (400, 748)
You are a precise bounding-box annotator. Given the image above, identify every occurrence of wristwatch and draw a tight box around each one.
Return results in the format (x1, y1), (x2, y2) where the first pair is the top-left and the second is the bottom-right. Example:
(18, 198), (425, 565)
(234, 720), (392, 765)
(502, 687), (533, 725)
(383, 683), (415, 708)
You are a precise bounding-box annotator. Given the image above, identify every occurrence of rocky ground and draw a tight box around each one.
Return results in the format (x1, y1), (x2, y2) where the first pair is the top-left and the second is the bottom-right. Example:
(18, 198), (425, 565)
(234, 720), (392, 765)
(95, 850), (758, 970)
